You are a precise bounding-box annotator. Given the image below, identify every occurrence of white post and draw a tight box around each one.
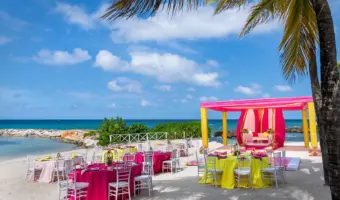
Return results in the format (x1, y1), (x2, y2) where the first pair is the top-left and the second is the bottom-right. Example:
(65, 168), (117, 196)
(129, 134), (131, 144)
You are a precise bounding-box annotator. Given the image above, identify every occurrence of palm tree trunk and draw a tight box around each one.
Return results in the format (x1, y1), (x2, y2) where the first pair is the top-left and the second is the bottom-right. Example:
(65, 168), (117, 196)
(312, 0), (340, 199)
(308, 47), (329, 185)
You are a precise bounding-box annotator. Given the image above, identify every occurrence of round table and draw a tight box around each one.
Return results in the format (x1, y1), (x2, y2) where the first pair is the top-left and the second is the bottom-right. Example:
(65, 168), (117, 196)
(199, 155), (271, 189)
(71, 163), (142, 200)
(135, 152), (171, 174)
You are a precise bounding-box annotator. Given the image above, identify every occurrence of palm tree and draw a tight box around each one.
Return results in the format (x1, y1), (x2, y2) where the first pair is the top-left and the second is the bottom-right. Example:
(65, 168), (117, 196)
(102, 0), (340, 198)
(235, 0), (332, 187)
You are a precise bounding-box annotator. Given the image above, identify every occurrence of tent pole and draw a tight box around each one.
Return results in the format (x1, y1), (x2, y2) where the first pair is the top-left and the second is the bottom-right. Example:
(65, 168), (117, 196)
(307, 103), (318, 148)
(302, 109), (310, 148)
(222, 112), (228, 146)
(200, 108), (209, 148)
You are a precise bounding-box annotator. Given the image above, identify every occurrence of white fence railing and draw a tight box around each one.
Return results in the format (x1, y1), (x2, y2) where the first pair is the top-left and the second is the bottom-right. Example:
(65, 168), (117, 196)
(109, 132), (168, 144)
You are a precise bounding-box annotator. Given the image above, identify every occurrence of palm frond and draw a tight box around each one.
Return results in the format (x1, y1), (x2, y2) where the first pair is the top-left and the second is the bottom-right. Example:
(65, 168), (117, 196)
(239, 0), (279, 37)
(239, 0), (318, 83)
(214, 0), (254, 14)
(279, 0), (318, 83)
(102, 0), (204, 20)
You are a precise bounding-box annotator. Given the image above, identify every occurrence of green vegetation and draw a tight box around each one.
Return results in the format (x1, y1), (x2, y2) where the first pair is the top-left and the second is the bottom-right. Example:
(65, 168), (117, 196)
(94, 117), (209, 146)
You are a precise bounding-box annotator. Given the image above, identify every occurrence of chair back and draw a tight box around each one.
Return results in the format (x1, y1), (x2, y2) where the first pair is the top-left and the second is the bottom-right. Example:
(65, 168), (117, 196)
(123, 153), (136, 163)
(27, 155), (36, 169)
(171, 148), (178, 159)
(137, 143), (143, 152)
(115, 162), (132, 184)
(142, 153), (153, 176)
(204, 154), (218, 172)
(270, 151), (282, 169)
(237, 155), (252, 170)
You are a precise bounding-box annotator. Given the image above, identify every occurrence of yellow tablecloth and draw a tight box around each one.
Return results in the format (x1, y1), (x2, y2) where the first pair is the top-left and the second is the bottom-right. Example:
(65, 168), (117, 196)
(199, 156), (271, 189)
(101, 148), (137, 162)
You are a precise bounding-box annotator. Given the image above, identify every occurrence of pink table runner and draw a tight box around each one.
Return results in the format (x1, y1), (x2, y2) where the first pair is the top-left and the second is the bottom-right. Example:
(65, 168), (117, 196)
(135, 152), (171, 174)
(70, 163), (142, 200)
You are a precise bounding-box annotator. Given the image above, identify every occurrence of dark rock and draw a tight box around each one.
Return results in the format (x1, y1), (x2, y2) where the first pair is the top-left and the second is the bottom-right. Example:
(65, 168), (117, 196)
(286, 126), (303, 133)
(213, 130), (236, 138)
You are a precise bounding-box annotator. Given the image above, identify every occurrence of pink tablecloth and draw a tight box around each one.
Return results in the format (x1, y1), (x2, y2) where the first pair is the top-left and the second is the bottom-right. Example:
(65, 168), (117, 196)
(135, 152), (171, 174)
(71, 163), (142, 200)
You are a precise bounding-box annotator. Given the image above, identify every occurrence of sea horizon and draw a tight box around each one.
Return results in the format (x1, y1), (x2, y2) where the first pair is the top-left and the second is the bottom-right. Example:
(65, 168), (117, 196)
(0, 119), (304, 131)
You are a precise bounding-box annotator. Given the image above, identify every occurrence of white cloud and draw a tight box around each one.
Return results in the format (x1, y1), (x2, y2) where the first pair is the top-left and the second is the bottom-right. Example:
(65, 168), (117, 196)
(200, 96), (218, 101)
(154, 85), (172, 92)
(273, 85), (292, 92)
(0, 35), (11, 45)
(110, 6), (279, 42)
(263, 93), (271, 98)
(206, 60), (219, 67)
(108, 103), (116, 108)
(33, 48), (91, 65)
(140, 99), (151, 107)
(180, 99), (188, 103)
(107, 77), (142, 93)
(157, 41), (197, 54)
(234, 83), (262, 96)
(55, 3), (94, 30)
(187, 87), (196, 92)
(186, 94), (193, 99)
(94, 50), (129, 71)
(94, 50), (220, 87)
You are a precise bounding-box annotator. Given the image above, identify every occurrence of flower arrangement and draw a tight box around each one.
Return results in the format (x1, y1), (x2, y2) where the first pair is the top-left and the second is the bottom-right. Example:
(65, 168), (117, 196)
(125, 145), (135, 148)
(199, 146), (208, 154)
(242, 129), (249, 134)
(207, 151), (228, 160)
(251, 150), (268, 160)
(105, 150), (113, 166)
(267, 128), (274, 134)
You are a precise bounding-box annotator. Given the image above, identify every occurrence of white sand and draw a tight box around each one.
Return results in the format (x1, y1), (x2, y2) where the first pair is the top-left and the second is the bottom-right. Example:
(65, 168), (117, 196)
(0, 142), (331, 200)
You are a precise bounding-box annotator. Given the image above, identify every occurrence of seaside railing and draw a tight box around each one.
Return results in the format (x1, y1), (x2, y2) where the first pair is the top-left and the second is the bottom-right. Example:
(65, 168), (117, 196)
(109, 132), (189, 144)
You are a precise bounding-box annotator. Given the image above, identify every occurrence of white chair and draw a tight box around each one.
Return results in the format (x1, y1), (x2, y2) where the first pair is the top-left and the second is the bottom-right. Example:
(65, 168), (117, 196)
(281, 150), (287, 183)
(234, 155), (252, 189)
(25, 155), (38, 181)
(123, 153), (136, 163)
(53, 158), (66, 182)
(58, 159), (89, 200)
(162, 149), (177, 174)
(262, 151), (284, 188)
(137, 143), (144, 152)
(108, 162), (132, 200)
(134, 154), (153, 197)
(195, 151), (205, 177)
(142, 151), (154, 175)
(204, 154), (222, 187)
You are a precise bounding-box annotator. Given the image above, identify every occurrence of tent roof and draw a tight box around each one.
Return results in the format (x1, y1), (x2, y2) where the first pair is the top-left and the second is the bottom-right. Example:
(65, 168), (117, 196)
(200, 96), (313, 112)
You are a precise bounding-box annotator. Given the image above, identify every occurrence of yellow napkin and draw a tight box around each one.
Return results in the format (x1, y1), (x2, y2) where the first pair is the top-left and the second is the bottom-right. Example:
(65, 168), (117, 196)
(37, 155), (52, 162)
(263, 132), (268, 137)
(70, 153), (78, 159)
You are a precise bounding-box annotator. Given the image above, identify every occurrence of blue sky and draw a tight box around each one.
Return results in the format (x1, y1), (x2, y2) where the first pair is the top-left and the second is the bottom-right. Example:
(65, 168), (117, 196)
(0, 0), (339, 120)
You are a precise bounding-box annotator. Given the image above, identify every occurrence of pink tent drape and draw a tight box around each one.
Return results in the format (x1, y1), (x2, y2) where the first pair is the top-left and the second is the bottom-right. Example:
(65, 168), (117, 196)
(274, 108), (286, 148)
(236, 109), (260, 144)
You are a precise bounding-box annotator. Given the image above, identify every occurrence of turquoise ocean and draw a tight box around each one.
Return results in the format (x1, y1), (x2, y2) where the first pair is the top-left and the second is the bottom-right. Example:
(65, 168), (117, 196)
(0, 119), (304, 160)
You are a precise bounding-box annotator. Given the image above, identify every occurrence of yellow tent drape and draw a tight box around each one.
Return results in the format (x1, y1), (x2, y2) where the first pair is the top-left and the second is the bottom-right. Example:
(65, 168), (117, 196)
(308, 103), (318, 148)
(222, 112), (228, 146)
(201, 108), (209, 148)
(302, 109), (310, 148)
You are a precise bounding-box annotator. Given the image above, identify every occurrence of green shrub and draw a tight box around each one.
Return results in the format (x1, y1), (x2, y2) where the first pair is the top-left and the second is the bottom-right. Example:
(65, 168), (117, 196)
(127, 124), (149, 134)
(84, 130), (98, 138)
(97, 117), (128, 146)
(150, 121), (211, 139)
(96, 117), (211, 146)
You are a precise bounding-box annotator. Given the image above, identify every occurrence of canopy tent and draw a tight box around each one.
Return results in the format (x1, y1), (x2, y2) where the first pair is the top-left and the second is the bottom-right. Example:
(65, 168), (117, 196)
(200, 96), (317, 149)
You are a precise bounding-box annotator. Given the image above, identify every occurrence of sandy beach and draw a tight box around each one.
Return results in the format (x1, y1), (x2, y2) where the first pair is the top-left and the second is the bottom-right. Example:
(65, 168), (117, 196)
(0, 141), (331, 200)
